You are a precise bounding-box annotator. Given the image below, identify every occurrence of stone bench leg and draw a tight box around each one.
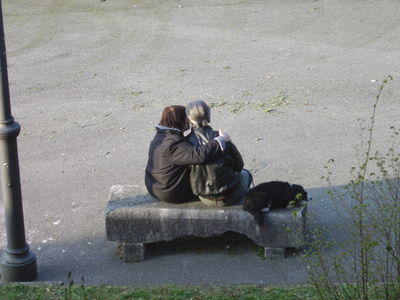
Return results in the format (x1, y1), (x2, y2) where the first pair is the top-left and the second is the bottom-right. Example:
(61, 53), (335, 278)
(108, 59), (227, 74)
(264, 247), (286, 260)
(122, 242), (145, 262)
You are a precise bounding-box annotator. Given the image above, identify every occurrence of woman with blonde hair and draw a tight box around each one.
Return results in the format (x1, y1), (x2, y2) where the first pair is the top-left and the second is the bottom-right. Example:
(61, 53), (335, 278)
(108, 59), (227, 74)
(186, 100), (252, 206)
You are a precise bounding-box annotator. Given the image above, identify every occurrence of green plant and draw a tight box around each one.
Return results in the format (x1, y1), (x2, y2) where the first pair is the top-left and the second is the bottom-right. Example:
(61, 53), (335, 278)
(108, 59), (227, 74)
(306, 75), (400, 300)
(255, 245), (266, 259)
(80, 276), (88, 300)
(63, 271), (73, 300)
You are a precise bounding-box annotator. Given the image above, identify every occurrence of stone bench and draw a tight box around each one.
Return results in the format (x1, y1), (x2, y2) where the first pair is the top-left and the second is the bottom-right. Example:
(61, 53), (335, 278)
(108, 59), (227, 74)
(105, 185), (308, 262)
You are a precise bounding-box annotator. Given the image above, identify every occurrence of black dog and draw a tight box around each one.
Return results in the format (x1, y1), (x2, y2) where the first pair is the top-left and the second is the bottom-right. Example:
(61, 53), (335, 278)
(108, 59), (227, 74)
(243, 181), (308, 225)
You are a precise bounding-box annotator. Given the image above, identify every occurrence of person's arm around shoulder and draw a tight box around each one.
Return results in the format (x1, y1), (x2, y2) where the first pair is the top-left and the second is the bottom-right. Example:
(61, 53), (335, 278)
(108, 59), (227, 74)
(213, 129), (230, 152)
(225, 142), (244, 172)
(214, 129), (243, 171)
(171, 130), (230, 166)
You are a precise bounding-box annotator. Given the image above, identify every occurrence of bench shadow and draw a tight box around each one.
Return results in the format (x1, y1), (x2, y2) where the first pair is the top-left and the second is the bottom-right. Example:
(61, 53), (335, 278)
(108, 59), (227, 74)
(143, 231), (258, 259)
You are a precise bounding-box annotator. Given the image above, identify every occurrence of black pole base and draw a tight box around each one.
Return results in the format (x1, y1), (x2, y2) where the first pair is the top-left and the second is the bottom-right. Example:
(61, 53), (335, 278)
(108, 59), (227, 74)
(0, 247), (37, 283)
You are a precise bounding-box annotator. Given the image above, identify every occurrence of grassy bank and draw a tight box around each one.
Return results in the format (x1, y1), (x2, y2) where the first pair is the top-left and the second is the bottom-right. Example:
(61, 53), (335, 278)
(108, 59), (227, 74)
(0, 284), (320, 300)
(2, 283), (400, 300)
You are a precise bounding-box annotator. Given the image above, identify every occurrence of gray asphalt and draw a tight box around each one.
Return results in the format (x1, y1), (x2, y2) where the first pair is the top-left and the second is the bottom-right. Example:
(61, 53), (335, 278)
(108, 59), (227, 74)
(0, 0), (399, 286)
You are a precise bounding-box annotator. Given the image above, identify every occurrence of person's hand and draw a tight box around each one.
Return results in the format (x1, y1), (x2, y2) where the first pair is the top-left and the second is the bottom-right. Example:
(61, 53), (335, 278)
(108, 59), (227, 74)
(218, 129), (231, 142)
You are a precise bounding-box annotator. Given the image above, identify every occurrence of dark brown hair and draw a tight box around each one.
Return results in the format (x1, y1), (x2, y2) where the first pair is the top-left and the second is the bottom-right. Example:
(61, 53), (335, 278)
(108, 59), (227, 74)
(159, 105), (187, 131)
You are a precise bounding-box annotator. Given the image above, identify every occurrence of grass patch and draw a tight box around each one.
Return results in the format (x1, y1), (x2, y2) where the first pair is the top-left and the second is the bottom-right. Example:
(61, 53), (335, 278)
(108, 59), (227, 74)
(1, 283), (399, 299)
(132, 103), (146, 110)
(0, 284), (322, 300)
(208, 91), (293, 114)
(230, 101), (247, 113)
(130, 91), (144, 96)
(209, 102), (228, 108)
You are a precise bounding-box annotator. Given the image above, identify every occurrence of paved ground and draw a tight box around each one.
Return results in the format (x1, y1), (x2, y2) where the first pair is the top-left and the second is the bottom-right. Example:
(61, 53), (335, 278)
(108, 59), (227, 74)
(0, 0), (399, 286)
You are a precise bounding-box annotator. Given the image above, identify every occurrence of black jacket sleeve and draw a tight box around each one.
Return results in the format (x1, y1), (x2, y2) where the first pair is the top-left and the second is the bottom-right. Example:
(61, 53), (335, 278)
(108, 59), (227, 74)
(170, 138), (222, 166)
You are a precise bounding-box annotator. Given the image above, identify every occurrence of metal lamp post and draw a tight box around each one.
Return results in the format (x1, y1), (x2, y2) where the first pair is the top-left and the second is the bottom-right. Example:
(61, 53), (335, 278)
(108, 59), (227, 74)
(0, 0), (37, 282)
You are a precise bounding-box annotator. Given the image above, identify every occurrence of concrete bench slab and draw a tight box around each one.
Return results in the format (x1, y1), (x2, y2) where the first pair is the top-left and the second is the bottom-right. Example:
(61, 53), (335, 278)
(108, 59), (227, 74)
(105, 185), (308, 262)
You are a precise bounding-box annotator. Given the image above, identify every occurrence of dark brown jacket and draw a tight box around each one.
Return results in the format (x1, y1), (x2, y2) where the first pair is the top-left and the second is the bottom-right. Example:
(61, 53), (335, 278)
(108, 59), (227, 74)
(145, 127), (222, 203)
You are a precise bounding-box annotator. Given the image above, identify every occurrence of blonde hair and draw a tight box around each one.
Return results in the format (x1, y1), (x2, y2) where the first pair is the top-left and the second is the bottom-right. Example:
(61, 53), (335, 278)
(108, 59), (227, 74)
(185, 100), (211, 129)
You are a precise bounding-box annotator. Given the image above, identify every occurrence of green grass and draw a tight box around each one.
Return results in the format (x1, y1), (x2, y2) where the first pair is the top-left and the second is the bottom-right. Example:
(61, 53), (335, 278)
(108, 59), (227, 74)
(1, 283), (399, 299)
(0, 284), (321, 300)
